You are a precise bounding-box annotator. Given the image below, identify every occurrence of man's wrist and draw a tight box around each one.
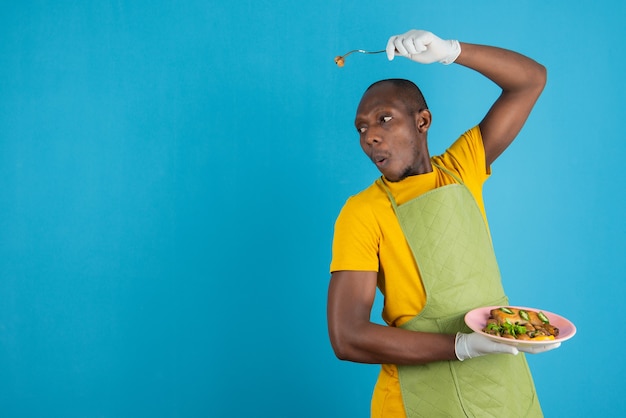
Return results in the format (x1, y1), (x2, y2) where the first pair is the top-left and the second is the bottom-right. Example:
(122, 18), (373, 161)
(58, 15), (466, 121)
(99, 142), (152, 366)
(440, 40), (461, 65)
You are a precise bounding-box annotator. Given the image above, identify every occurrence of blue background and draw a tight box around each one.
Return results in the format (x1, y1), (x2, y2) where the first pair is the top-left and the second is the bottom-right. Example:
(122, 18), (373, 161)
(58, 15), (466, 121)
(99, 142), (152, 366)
(1, 1), (624, 417)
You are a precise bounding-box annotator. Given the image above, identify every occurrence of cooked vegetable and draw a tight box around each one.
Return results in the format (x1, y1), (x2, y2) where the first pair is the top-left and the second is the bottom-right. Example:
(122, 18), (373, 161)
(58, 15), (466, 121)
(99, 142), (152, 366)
(537, 311), (550, 324)
(482, 307), (559, 340)
(502, 320), (526, 337)
(519, 310), (530, 321)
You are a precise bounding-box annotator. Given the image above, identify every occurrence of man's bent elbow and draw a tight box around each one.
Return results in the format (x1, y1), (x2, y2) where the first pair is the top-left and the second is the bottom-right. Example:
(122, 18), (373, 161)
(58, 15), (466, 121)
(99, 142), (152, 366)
(328, 327), (361, 361)
(329, 331), (351, 360)
(531, 62), (548, 93)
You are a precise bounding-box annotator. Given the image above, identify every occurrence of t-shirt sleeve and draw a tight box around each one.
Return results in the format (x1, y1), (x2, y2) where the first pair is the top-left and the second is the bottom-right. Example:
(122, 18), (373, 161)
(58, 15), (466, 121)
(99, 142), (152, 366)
(437, 125), (490, 194)
(330, 195), (380, 273)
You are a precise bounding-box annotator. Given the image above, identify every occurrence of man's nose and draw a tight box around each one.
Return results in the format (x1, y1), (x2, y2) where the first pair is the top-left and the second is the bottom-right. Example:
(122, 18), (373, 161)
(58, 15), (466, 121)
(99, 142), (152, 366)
(364, 130), (382, 145)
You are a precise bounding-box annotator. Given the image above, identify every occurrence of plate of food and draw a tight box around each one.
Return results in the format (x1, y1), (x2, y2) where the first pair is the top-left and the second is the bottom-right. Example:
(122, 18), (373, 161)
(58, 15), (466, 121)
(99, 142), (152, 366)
(464, 306), (576, 348)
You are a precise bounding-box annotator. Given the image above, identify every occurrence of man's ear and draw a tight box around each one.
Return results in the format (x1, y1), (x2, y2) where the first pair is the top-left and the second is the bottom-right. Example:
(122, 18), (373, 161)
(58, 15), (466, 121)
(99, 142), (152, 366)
(415, 109), (432, 133)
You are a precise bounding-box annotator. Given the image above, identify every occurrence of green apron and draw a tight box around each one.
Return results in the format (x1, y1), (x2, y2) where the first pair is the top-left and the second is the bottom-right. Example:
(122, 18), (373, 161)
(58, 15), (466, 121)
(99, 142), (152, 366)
(376, 164), (542, 418)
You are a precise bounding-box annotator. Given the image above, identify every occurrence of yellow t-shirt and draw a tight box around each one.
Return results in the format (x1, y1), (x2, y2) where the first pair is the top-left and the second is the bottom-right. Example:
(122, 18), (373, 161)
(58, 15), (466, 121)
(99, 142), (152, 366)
(330, 126), (490, 417)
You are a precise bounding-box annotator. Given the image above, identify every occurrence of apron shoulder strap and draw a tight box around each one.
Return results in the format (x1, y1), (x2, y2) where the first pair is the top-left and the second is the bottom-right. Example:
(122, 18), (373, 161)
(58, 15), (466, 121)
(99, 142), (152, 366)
(375, 177), (399, 210)
(375, 162), (466, 211)
(432, 162), (465, 185)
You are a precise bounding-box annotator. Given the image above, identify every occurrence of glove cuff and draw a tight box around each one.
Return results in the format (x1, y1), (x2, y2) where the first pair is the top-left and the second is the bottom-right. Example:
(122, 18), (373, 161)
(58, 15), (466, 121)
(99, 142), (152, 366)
(440, 40), (461, 65)
(454, 332), (467, 361)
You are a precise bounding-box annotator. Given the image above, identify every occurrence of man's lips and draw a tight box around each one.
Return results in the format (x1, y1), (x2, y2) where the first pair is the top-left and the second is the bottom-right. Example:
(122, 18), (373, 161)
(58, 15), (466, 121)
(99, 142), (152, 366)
(372, 153), (389, 167)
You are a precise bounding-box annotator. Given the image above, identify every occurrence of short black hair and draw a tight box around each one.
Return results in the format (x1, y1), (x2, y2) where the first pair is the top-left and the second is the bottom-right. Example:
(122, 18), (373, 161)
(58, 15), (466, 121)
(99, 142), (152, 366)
(366, 79), (428, 115)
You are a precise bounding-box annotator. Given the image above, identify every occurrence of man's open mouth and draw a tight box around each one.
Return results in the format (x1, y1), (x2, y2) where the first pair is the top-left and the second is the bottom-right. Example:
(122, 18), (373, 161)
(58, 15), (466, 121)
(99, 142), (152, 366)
(373, 154), (388, 167)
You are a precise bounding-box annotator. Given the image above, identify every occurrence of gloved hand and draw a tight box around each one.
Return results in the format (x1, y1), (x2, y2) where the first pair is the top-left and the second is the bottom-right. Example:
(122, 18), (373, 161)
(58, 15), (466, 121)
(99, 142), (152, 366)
(517, 341), (561, 354)
(455, 332), (519, 361)
(386, 30), (461, 65)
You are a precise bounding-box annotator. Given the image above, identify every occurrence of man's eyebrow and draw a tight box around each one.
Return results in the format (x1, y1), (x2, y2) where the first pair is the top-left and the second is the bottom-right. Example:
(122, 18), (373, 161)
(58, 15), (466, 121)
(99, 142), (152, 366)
(356, 105), (393, 118)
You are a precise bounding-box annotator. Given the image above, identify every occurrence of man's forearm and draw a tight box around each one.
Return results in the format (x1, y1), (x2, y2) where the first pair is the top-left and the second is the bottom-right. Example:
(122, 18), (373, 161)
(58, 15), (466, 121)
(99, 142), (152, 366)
(454, 42), (546, 94)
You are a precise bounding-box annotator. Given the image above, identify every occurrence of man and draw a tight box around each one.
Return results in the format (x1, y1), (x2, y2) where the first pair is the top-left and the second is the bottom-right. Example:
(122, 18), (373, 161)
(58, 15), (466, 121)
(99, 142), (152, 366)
(327, 29), (557, 417)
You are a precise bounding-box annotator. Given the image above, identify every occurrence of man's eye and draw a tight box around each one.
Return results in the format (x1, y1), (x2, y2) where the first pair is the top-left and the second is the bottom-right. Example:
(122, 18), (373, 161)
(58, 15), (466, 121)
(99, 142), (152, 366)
(382, 116), (392, 123)
(357, 126), (367, 134)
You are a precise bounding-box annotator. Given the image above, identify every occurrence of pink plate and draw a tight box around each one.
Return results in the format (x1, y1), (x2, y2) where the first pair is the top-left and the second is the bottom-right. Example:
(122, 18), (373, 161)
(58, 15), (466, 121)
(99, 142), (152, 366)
(464, 306), (577, 348)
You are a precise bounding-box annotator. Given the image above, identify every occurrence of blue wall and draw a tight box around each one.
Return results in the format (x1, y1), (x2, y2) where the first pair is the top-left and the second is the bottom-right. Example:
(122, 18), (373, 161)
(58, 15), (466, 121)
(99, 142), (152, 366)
(1, 1), (624, 417)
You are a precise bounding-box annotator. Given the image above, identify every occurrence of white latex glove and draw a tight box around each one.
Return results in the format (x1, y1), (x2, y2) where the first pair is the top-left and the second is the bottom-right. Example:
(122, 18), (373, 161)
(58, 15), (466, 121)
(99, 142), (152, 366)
(386, 30), (461, 65)
(517, 341), (561, 354)
(455, 332), (519, 361)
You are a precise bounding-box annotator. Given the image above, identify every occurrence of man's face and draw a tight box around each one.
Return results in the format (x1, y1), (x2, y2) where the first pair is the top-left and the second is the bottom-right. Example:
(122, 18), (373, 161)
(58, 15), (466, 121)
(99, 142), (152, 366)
(354, 84), (427, 182)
